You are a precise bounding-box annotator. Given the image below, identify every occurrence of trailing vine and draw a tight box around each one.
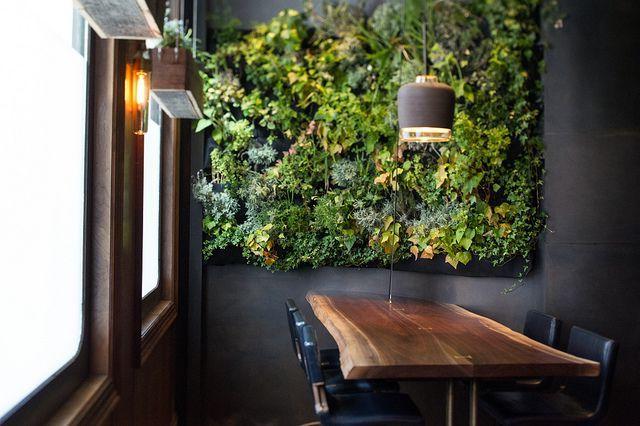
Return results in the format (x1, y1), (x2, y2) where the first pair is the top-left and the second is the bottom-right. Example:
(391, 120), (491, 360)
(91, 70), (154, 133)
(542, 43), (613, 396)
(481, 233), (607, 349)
(193, 0), (546, 272)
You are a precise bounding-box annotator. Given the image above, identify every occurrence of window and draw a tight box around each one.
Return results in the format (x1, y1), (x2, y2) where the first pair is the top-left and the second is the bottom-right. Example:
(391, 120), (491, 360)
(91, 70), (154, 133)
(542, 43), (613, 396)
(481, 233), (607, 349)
(142, 99), (162, 298)
(0, 3), (88, 419)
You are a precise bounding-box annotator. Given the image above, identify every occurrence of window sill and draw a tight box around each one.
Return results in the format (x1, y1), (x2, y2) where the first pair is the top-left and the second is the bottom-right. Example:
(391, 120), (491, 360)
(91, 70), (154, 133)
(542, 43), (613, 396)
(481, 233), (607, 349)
(48, 375), (118, 424)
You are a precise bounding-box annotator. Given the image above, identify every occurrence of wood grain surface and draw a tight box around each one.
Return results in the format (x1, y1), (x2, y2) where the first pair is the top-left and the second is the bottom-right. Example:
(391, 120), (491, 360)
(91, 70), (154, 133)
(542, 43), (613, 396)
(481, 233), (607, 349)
(307, 291), (600, 380)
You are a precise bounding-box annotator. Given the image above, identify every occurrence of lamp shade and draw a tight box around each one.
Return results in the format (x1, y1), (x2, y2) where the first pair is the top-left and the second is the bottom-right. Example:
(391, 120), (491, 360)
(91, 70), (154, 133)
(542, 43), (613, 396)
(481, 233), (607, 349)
(398, 75), (455, 143)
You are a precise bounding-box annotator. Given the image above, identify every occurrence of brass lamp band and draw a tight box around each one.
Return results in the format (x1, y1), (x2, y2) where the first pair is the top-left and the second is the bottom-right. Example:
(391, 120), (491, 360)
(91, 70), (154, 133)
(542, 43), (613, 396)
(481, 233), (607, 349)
(399, 126), (452, 143)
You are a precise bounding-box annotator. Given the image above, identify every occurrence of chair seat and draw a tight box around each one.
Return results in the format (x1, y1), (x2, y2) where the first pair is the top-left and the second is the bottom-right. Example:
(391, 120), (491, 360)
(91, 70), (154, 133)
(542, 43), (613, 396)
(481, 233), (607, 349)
(323, 368), (400, 394)
(322, 392), (424, 425)
(480, 391), (595, 425)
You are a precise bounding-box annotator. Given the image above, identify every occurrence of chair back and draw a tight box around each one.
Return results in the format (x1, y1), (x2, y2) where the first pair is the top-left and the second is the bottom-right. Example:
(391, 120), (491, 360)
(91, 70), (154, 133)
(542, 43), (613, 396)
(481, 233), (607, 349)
(523, 310), (560, 347)
(301, 324), (324, 384)
(292, 310), (308, 371)
(564, 326), (618, 421)
(285, 299), (300, 361)
(301, 324), (330, 415)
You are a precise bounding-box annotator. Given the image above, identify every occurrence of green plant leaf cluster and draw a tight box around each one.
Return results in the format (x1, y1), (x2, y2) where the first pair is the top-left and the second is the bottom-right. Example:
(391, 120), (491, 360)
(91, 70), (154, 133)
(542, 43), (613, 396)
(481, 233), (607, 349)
(193, 0), (545, 271)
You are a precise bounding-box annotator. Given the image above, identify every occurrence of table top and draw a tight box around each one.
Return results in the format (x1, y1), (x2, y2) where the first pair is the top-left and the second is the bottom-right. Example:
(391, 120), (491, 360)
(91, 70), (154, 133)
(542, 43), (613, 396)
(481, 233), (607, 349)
(306, 291), (600, 380)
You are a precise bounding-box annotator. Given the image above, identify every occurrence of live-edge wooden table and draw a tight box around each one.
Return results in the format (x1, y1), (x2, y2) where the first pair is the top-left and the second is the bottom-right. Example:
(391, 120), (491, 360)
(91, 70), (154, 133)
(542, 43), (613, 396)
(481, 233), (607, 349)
(306, 291), (600, 426)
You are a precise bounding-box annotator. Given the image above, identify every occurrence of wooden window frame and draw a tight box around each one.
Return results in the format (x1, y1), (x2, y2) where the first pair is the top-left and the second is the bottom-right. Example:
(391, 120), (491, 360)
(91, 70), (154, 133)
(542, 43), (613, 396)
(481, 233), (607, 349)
(137, 112), (180, 366)
(45, 34), (125, 424)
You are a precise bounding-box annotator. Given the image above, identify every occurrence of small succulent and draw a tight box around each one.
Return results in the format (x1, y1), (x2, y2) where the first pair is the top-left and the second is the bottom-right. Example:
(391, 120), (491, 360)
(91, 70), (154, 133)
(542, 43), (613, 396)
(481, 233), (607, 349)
(330, 159), (358, 188)
(247, 144), (278, 168)
(192, 171), (239, 221)
(353, 206), (382, 233)
(411, 203), (458, 230)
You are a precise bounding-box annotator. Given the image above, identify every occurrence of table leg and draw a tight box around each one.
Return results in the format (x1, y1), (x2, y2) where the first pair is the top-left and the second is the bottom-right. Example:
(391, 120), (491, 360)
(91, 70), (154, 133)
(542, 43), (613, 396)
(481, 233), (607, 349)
(446, 379), (454, 426)
(469, 380), (478, 426)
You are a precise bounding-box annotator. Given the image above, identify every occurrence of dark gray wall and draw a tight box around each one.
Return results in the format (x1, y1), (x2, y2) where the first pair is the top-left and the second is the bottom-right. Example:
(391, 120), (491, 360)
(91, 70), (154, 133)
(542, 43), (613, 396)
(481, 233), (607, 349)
(198, 0), (640, 425)
(541, 0), (640, 423)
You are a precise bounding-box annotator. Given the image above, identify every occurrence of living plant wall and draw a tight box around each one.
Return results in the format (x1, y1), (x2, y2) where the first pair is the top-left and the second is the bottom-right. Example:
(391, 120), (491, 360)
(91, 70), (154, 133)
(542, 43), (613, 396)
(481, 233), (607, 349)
(193, 0), (546, 272)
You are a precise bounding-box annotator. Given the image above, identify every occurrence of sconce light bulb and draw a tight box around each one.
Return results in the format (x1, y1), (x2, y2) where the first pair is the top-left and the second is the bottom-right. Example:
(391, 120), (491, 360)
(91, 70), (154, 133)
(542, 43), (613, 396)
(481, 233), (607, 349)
(136, 71), (149, 108)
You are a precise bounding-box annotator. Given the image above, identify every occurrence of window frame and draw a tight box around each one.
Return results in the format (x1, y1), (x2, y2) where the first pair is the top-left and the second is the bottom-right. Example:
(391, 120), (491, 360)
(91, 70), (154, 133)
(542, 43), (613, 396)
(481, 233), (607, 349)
(0, 20), (92, 426)
(141, 102), (164, 307)
(137, 107), (180, 365)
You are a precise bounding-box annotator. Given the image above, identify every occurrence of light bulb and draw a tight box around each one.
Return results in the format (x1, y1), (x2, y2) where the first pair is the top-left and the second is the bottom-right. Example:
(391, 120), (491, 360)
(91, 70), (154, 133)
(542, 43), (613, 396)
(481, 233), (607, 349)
(135, 71), (149, 108)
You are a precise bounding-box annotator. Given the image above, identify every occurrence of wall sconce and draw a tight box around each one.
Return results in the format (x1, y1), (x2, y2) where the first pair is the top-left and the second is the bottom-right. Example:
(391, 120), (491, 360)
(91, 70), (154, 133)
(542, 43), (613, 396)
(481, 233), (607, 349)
(133, 70), (150, 135)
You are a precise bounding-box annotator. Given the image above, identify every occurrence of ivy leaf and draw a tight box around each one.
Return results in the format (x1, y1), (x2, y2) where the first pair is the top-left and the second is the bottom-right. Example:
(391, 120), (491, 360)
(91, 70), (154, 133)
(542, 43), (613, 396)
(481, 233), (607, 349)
(495, 203), (512, 218)
(374, 172), (388, 186)
(435, 164), (448, 188)
(383, 215), (394, 231)
(457, 251), (472, 265)
(452, 79), (465, 98)
(329, 143), (342, 155)
(195, 119), (212, 133)
(463, 172), (484, 194)
(420, 246), (434, 259)
(410, 245), (419, 260)
(212, 127), (224, 142)
(460, 237), (472, 250)
(344, 236), (357, 252)
(445, 254), (459, 269)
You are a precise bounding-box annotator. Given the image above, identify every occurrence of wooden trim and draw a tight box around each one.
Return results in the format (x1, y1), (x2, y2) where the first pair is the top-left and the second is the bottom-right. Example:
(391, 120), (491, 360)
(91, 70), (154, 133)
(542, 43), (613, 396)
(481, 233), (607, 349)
(45, 34), (126, 424)
(139, 101), (181, 364)
(88, 33), (118, 377)
(141, 301), (178, 364)
(47, 376), (119, 425)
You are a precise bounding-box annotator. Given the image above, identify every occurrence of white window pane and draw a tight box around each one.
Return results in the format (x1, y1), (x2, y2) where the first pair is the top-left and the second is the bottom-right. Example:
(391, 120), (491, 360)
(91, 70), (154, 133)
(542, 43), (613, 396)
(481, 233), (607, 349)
(142, 101), (162, 298)
(0, 0), (87, 417)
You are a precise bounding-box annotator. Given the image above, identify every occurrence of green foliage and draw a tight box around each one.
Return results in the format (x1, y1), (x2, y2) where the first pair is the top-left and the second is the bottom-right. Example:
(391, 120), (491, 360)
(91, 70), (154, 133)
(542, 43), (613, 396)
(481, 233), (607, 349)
(193, 0), (546, 271)
(158, 6), (194, 49)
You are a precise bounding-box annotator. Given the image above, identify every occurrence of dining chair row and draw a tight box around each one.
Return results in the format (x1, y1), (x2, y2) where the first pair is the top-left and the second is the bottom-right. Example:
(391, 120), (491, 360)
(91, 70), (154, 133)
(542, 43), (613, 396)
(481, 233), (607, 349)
(480, 310), (619, 425)
(286, 298), (425, 425)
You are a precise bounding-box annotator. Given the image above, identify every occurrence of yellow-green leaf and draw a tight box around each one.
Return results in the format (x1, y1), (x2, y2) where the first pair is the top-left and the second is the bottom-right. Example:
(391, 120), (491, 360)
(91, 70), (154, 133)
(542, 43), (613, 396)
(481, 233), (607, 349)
(435, 164), (447, 188)
(445, 254), (459, 269)
(420, 245), (434, 259)
(410, 245), (419, 260)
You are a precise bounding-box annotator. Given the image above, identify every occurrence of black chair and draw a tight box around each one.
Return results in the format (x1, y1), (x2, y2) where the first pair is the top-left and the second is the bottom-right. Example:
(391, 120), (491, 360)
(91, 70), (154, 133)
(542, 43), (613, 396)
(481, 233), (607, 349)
(523, 310), (561, 348)
(484, 310), (562, 392)
(291, 307), (399, 394)
(301, 324), (425, 426)
(480, 326), (618, 425)
(286, 298), (340, 370)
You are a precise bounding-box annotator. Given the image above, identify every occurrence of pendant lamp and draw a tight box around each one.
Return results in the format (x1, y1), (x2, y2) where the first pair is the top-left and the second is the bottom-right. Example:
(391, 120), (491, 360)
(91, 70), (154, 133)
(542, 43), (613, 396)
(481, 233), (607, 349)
(398, 74), (454, 143)
(397, 19), (455, 144)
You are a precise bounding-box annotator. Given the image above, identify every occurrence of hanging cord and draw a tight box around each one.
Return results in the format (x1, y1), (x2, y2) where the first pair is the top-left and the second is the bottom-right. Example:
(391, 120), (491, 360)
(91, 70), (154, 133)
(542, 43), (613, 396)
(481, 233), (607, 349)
(422, 20), (428, 75)
(423, 0), (431, 75)
(388, 0), (408, 304)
